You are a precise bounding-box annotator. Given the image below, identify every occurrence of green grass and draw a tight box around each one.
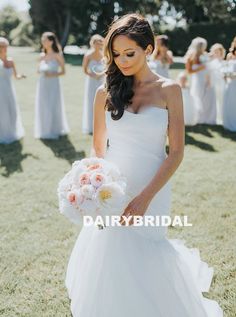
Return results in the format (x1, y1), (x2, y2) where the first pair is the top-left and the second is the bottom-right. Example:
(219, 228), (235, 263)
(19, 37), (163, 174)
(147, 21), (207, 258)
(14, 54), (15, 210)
(0, 47), (235, 317)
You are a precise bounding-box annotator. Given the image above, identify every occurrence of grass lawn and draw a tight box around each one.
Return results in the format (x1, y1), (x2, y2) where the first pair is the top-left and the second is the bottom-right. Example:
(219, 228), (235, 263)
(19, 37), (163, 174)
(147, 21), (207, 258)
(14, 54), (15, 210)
(0, 47), (235, 317)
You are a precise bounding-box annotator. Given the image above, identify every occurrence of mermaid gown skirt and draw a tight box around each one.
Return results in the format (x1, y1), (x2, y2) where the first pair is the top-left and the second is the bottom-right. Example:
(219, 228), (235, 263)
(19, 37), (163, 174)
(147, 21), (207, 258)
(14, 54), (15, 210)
(66, 107), (223, 317)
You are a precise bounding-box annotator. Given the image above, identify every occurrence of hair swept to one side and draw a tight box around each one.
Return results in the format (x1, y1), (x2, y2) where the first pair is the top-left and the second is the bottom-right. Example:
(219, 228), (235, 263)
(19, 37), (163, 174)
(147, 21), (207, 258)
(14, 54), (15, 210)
(103, 13), (155, 120)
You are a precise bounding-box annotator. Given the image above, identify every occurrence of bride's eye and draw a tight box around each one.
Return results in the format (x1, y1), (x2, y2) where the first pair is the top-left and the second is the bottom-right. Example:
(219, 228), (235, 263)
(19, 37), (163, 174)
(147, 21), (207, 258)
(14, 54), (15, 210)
(113, 53), (119, 58)
(127, 52), (135, 57)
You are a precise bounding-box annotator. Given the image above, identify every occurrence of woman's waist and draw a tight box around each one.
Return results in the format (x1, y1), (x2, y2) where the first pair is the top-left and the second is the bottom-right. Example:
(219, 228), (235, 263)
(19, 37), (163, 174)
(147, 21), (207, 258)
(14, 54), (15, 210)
(106, 144), (166, 160)
(104, 148), (166, 184)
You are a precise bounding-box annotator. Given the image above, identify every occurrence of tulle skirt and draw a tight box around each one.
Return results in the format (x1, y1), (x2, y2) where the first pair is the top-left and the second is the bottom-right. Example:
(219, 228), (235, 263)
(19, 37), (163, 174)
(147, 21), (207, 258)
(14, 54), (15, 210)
(66, 225), (223, 317)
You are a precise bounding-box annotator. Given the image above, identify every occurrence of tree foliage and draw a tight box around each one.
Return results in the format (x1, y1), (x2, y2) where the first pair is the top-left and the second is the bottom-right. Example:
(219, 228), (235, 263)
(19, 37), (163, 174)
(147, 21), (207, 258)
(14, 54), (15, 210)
(28, 0), (236, 47)
(28, 0), (161, 47)
(0, 5), (21, 38)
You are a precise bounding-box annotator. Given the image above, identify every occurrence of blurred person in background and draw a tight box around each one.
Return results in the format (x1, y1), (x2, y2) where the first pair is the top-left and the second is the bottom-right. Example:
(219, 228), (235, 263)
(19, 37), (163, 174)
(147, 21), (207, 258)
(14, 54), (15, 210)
(0, 37), (25, 144)
(34, 32), (69, 139)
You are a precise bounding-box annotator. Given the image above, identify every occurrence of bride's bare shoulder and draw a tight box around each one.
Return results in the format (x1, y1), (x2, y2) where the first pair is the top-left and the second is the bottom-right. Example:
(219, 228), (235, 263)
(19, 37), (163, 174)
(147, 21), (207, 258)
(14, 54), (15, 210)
(94, 84), (107, 110)
(154, 78), (182, 110)
(96, 84), (107, 99)
(159, 78), (181, 96)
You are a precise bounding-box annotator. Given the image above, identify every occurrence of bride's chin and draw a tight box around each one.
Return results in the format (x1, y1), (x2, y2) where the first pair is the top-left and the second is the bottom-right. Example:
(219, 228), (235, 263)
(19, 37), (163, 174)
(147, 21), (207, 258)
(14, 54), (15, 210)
(120, 69), (135, 76)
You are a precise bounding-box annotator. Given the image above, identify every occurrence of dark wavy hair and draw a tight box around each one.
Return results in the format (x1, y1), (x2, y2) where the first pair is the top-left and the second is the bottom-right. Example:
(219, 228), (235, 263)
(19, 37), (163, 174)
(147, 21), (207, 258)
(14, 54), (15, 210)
(103, 14), (155, 120)
(42, 32), (61, 54)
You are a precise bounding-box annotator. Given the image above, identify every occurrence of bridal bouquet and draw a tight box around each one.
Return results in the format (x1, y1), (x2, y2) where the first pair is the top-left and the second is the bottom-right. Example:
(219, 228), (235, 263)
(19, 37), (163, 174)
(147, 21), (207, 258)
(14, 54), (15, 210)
(57, 157), (127, 225)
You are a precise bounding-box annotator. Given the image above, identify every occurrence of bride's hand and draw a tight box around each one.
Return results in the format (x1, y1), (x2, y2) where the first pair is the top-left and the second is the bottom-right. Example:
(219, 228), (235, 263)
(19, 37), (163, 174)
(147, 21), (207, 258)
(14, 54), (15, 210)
(119, 191), (152, 226)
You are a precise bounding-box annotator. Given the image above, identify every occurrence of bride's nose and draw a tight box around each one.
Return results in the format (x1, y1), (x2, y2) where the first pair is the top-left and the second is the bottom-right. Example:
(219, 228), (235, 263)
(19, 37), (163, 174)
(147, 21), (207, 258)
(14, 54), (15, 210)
(119, 55), (129, 65)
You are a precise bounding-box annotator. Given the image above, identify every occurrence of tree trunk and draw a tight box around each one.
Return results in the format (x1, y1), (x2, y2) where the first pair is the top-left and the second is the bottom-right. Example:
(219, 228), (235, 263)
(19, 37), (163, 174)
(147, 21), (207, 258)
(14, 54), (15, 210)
(61, 10), (71, 48)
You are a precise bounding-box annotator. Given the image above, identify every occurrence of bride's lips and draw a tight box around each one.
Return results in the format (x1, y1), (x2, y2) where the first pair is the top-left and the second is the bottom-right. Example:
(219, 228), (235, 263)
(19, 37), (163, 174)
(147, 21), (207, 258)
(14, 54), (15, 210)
(121, 66), (132, 71)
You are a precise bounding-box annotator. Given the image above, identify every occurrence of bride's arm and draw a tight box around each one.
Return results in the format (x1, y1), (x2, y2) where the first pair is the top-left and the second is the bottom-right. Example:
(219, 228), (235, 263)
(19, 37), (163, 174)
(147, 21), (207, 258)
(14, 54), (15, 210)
(142, 82), (185, 201)
(91, 86), (108, 158)
(121, 81), (184, 222)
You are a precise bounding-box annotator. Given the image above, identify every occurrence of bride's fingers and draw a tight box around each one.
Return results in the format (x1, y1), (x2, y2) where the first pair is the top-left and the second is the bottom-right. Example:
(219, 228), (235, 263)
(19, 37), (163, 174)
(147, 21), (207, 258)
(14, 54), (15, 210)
(119, 208), (133, 225)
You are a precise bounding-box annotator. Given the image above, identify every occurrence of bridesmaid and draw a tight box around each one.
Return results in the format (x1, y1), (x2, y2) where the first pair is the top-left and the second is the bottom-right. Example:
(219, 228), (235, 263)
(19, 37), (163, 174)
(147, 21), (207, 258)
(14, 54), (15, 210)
(82, 34), (105, 135)
(185, 37), (216, 124)
(222, 37), (236, 131)
(177, 71), (197, 126)
(209, 43), (226, 124)
(0, 37), (25, 144)
(35, 32), (69, 139)
(226, 36), (236, 60)
(149, 35), (173, 78)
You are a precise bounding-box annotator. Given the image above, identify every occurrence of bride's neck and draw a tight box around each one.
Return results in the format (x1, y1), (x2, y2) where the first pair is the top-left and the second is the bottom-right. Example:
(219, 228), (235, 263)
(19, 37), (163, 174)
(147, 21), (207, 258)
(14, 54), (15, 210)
(133, 63), (157, 86)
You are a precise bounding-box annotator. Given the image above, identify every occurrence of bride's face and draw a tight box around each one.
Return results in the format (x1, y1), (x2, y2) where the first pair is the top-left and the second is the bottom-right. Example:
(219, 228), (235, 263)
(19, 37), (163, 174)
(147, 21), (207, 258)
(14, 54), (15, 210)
(112, 35), (147, 76)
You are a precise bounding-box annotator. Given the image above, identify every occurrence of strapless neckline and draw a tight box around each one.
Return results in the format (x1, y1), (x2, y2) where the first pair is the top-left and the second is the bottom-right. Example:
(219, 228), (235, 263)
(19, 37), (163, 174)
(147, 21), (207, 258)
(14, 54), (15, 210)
(124, 105), (168, 115)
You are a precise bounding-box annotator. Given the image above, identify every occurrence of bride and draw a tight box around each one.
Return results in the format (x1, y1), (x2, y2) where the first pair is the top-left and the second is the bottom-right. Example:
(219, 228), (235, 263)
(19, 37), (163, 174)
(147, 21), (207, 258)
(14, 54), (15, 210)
(65, 14), (223, 317)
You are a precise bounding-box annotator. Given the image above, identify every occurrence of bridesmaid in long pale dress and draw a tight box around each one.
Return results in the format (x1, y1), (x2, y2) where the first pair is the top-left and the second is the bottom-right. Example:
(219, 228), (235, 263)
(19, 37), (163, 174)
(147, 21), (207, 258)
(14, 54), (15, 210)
(185, 37), (216, 125)
(149, 35), (173, 78)
(82, 34), (105, 135)
(0, 37), (25, 144)
(177, 71), (197, 126)
(35, 32), (69, 139)
(209, 43), (226, 124)
(222, 37), (236, 131)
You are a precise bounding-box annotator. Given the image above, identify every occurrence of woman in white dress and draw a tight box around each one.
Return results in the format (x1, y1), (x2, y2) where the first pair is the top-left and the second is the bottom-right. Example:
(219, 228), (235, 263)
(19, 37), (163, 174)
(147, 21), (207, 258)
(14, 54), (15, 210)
(65, 14), (223, 317)
(148, 35), (173, 78)
(82, 34), (105, 135)
(0, 37), (25, 144)
(35, 32), (69, 139)
(209, 43), (226, 124)
(222, 38), (236, 131)
(185, 37), (217, 124)
(177, 71), (197, 126)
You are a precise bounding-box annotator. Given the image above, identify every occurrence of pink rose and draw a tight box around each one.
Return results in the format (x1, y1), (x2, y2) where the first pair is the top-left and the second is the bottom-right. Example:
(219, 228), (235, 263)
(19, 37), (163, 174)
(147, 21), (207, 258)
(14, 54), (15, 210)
(67, 192), (76, 204)
(67, 190), (85, 205)
(90, 172), (106, 188)
(87, 163), (102, 172)
(78, 173), (91, 186)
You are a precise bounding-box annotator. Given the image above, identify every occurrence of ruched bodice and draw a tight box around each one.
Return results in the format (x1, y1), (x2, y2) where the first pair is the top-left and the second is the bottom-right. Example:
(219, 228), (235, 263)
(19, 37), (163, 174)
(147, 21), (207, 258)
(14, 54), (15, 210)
(105, 107), (168, 161)
(104, 106), (171, 230)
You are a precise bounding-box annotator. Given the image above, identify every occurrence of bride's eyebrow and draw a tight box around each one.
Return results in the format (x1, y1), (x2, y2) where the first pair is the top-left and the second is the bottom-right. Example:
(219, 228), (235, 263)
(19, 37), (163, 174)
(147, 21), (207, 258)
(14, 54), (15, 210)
(112, 48), (136, 53)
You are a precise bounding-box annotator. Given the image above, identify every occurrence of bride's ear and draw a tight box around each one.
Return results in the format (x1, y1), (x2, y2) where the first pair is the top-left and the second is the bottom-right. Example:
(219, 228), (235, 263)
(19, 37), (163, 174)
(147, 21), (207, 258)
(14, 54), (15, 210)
(145, 44), (153, 56)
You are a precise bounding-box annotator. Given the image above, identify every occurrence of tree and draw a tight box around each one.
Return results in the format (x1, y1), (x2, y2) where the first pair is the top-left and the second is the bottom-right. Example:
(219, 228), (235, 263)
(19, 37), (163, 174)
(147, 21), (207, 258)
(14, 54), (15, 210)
(28, 0), (162, 47)
(0, 5), (21, 38)
(167, 0), (236, 23)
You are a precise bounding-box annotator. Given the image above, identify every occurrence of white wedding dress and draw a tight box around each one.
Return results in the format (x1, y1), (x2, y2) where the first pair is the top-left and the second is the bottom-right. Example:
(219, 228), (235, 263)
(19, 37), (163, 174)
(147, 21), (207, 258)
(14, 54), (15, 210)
(66, 106), (223, 317)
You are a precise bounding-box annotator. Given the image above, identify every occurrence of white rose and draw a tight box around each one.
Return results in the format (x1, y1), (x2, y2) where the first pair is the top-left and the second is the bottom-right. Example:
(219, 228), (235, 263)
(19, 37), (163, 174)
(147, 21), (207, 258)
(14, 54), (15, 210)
(95, 182), (126, 212)
(59, 197), (83, 225)
(80, 184), (96, 199)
